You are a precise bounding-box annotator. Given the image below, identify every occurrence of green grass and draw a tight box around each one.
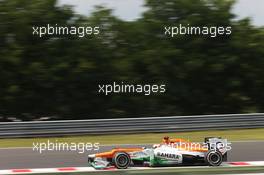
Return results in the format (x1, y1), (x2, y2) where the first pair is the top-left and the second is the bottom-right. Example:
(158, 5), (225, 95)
(15, 166), (264, 175)
(1, 128), (264, 148)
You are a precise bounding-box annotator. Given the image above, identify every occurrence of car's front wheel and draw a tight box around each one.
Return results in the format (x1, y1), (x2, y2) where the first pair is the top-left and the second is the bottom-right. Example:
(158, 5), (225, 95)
(113, 152), (131, 169)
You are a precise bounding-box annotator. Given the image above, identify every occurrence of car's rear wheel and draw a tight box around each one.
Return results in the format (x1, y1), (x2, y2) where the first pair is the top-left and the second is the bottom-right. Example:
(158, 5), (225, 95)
(113, 152), (131, 169)
(205, 150), (223, 166)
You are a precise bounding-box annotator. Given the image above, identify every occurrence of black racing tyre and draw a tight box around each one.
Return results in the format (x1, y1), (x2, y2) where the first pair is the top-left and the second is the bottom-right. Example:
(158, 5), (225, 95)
(205, 151), (223, 166)
(222, 152), (228, 162)
(88, 157), (94, 165)
(113, 152), (131, 169)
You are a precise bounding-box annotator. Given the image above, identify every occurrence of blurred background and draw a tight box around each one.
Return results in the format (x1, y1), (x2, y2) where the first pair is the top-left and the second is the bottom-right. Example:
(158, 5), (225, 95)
(0, 0), (264, 121)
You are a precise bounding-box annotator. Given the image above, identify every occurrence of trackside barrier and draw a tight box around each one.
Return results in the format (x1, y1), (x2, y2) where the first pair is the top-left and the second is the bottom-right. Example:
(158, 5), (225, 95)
(0, 113), (263, 138)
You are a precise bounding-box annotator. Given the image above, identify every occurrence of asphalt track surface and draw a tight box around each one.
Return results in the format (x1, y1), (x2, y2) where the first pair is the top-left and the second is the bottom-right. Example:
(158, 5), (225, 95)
(0, 141), (264, 170)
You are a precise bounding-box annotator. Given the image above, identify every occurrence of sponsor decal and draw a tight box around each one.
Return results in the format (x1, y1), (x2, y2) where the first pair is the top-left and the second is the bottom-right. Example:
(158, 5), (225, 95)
(157, 152), (180, 160)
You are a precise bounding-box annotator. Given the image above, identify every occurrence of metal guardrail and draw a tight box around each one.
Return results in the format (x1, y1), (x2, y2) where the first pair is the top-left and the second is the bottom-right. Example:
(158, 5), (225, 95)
(0, 113), (264, 138)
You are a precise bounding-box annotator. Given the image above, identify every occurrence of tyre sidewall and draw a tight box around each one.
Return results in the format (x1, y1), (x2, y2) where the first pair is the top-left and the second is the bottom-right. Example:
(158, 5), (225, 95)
(205, 151), (223, 166)
(113, 152), (131, 169)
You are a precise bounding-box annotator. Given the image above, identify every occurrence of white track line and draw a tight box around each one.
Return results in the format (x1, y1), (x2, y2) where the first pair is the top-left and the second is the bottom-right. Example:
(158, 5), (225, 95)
(1, 161), (264, 174)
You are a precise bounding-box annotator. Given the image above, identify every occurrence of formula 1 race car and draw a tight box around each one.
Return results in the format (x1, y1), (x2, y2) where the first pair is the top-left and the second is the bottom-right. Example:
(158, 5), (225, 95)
(88, 137), (229, 169)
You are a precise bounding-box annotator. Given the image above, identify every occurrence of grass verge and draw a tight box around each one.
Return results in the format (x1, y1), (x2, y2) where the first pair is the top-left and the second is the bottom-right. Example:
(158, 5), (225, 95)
(1, 128), (264, 148)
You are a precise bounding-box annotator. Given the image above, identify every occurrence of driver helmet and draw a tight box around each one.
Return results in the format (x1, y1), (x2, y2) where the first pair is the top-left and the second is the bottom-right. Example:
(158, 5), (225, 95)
(163, 136), (170, 144)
